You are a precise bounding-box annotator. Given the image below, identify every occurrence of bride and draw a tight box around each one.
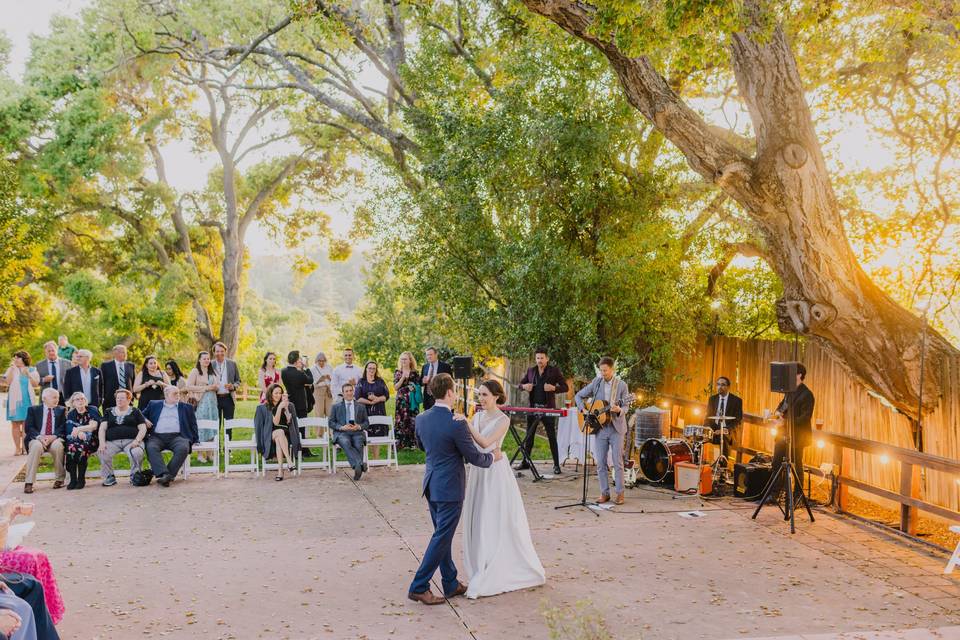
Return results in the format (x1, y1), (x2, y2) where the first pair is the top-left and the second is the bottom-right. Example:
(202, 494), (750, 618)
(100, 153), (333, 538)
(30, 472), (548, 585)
(461, 379), (545, 599)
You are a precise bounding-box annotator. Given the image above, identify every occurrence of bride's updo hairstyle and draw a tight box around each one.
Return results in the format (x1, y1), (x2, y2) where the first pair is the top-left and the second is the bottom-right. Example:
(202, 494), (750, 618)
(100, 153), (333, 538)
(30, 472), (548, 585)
(480, 379), (506, 404)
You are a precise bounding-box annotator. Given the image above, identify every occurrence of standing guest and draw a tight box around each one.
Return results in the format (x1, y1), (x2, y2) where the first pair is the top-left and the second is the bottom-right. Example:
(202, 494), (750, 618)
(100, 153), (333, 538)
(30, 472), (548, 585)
(309, 352), (334, 418)
(142, 385), (199, 487)
(3, 352), (39, 456)
(100, 345), (135, 411)
(329, 383), (369, 481)
(165, 360), (187, 392)
(23, 388), (67, 494)
(133, 355), (170, 409)
(211, 342), (241, 433)
(517, 347), (569, 475)
(36, 342), (70, 405)
(574, 357), (631, 506)
(420, 347), (452, 410)
(70, 350), (80, 368)
(64, 391), (101, 490)
(330, 348), (361, 401)
(57, 335), (77, 362)
(96, 389), (146, 487)
(62, 349), (101, 409)
(706, 376), (744, 456)
(186, 352), (219, 459)
(257, 352), (281, 403)
(393, 352), (422, 449)
(280, 351), (314, 419)
(254, 384), (301, 481)
(356, 361), (390, 418)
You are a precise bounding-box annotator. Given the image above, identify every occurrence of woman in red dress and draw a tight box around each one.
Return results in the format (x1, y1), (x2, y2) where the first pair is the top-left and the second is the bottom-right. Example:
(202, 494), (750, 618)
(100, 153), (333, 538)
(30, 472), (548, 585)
(257, 352), (281, 403)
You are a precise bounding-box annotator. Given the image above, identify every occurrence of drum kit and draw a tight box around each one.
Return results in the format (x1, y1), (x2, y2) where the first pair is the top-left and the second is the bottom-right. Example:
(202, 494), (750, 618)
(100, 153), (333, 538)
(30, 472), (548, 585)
(636, 415), (732, 494)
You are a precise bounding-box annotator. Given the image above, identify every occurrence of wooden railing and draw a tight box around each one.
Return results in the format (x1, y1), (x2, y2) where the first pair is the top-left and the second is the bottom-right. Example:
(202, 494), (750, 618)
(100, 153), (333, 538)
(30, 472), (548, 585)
(660, 394), (960, 536)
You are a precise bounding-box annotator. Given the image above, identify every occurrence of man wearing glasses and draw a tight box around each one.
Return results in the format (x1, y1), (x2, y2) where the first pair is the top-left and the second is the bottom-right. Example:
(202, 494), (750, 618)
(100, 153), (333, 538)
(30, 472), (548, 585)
(706, 376), (743, 456)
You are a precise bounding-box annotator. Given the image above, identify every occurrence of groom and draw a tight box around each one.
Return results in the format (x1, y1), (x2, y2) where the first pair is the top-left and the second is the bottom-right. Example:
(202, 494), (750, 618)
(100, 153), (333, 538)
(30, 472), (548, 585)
(408, 373), (502, 604)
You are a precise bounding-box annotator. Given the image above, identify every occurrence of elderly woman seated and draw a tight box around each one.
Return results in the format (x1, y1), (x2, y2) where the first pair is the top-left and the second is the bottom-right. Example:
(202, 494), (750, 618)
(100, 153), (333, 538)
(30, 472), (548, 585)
(254, 384), (301, 481)
(97, 389), (147, 487)
(64, 392), (101, 490)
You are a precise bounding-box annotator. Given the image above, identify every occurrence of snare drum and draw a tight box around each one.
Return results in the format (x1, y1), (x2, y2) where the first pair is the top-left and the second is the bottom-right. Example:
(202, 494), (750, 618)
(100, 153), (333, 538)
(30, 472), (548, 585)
(639, 438), (694, 483)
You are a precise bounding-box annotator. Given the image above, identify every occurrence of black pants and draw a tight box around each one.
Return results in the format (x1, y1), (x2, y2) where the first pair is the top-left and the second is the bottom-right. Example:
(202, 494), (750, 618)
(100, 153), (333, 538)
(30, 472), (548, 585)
(522, 413), (560, 467)
(217, 394), (235, 436)
(771, 438), (808, 498)
(146, 432), (192, 480)
(2, 572), (59, 640)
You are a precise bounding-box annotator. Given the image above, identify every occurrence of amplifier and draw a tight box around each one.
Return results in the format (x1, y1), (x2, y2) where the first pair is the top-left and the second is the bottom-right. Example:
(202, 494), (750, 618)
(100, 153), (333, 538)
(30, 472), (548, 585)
(674, 462), (712, 495)
(734, 462), (772, 500)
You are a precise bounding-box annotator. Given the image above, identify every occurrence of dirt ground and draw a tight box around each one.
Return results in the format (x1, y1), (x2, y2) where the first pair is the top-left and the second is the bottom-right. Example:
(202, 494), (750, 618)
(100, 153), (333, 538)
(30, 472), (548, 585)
(5, 460), (960, 640)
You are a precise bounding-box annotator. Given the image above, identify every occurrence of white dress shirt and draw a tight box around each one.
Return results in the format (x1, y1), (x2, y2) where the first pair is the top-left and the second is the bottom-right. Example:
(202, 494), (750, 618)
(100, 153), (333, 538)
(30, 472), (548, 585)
(331, 364), (360, 398)
(155, 402), (181, 434)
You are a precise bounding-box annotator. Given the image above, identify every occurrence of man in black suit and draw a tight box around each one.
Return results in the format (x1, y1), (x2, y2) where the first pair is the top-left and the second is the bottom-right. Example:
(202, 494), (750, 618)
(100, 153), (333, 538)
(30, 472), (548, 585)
(100, 344), (135, 410)
(63, 349), (102, 408)
(420, 347), (452, 410)
(23, 388), (68, 493)
(706, 376), (744, 452)
(517, 347), (568, 474)
(771, 363), (816, 497)
(281, 350), (314, 455)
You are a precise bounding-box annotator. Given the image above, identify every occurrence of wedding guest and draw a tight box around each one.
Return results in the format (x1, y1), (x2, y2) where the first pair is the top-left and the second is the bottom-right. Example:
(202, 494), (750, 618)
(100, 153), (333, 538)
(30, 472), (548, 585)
(0, 572), (59, 640)
(23, 388), (66, 494)
(420, 347), (452, 410)
(70, 350), (80, 367)
(329, 383), (369, 481)
(330, 348), (360, 400)
(356, 361), (390, 418)
(257, 352), (281, 403)
(62, 349), (101, 409)
(0, 584), (35, 640)
(185, 352), (219, 459)
(100, 345), (135, 410)
(211, 342), (241, 431)
(57, 334), (77, 362)
(96, 389), (146, 487)
(133, 355), (170, 409)
(165, 360), (187, 392)
(309, 352), (334, 418)
(393, 352), (421, 449)
(280, 351), (313, 419)
(3, 352), (39, 456)
(36, 342), (70, 405)
(142, 385), (199, 487)
(254, 384), (301, 481)
(64, 391), (101, 490)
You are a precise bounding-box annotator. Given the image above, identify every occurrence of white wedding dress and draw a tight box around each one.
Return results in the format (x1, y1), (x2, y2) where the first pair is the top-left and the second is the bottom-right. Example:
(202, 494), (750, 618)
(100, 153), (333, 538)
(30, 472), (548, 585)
(462, 409), (546, 599)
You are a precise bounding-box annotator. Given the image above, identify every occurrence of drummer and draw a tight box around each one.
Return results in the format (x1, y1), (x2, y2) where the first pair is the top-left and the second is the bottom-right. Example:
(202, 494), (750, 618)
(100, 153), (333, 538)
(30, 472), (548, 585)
(706, 376), (743, 453)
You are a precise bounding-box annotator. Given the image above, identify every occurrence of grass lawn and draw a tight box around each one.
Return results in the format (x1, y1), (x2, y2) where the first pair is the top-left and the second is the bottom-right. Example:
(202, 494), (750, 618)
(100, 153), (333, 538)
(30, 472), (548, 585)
(38, 400), (555, 473)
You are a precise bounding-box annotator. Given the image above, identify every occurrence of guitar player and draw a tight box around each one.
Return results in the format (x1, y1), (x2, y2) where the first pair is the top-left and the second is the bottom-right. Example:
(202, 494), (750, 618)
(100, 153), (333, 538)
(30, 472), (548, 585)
(574, 357), (632, 505)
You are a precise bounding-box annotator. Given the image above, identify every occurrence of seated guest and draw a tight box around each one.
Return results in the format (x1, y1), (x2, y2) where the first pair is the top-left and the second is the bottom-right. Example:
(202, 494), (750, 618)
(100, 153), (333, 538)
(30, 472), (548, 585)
(64, 392), (102, 490)
(0, 572), (59, 640)
(706, 376), (744, 452)
(0, 583), (35, 640)
(23, 389), (67, 494)
(62, 349), (101, 409)
(96, 389), (147, 487)
(329, 383), (369, 481)
(254, 384), (301, 481)
(142, 385), (198, 487)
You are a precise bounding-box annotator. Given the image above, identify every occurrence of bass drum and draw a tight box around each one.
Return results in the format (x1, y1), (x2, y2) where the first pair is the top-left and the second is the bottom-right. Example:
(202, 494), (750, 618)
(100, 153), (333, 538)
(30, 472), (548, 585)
(639, 438), (693, 483)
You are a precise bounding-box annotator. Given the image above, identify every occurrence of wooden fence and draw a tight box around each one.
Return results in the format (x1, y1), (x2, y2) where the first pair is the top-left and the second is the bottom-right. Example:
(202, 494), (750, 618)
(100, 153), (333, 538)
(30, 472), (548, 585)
(658, 335), (960, 513)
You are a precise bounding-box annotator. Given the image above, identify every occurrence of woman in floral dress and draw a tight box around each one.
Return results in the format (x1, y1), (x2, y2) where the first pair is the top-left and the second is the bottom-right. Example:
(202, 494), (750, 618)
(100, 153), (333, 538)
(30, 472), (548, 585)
(393, 351), (421, 450)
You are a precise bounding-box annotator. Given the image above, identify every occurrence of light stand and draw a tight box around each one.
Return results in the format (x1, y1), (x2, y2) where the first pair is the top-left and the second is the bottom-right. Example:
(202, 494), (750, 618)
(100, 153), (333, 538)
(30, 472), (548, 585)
(555, 413), (599, 516)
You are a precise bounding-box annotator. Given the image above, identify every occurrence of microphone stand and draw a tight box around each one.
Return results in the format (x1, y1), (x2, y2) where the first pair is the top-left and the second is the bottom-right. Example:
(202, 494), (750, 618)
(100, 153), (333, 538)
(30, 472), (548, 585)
(555, 412), (600, 516)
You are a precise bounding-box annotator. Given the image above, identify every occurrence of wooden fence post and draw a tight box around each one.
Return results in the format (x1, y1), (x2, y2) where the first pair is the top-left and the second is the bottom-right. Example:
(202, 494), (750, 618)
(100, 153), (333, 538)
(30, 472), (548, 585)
(834, 445), (851, 512)
(899, 461), (921, 535)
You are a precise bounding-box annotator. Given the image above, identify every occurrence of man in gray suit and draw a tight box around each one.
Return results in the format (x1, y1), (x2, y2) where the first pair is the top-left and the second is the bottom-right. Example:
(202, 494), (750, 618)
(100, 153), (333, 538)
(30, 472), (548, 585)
(36, 341), (71, 405)
(575, 357), (631, 505)
(329, 382), (369, 481)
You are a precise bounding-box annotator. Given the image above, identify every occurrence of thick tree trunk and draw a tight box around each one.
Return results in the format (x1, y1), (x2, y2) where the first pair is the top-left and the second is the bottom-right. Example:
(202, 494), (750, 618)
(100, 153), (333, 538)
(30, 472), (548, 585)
(521, 0), (955, 417)
(219, 235), (242, 354)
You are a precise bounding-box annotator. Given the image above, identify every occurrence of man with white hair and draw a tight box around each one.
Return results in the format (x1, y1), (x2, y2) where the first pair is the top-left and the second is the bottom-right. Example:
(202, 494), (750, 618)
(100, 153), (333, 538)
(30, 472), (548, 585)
(63, 349), (102, 408)
(36, 341), (71, 405)
(100, 345), (135, 410)
(142, 385), (199, 487)
(23, 388), (67, 494)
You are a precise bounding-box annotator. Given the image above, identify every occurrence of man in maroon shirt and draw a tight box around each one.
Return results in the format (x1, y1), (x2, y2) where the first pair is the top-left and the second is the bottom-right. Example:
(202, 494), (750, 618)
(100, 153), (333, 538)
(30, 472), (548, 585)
(517, 347), (568, 475)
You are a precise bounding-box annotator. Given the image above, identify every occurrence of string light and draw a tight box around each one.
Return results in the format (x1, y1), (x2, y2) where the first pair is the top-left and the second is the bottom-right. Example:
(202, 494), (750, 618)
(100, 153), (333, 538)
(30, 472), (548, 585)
(880, 454), (889, 464)
(770, 427), (777, 437)
(816, 439), (825, 449)
(692, 407), (701, 416)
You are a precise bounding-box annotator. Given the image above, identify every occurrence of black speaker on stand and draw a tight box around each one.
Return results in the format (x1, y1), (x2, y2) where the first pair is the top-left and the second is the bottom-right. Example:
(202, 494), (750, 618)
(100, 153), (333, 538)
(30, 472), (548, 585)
(452, 356), (474, 415)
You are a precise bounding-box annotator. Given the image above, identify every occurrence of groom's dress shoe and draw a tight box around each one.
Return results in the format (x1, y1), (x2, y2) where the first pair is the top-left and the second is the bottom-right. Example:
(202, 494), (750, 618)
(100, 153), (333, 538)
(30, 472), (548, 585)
(408, 590), (445, 605)
(597, 494), (610, 504)
(446, 582), (468, 598)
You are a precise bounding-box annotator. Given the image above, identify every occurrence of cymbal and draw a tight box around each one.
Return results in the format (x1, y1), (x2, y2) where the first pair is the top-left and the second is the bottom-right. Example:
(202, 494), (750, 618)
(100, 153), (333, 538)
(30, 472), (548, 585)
(706, 416), (731, 420)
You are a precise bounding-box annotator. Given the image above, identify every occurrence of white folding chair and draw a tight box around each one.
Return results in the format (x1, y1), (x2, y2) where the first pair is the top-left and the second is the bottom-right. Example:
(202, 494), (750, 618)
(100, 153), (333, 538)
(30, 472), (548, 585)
(945, 525), (960, 574)
(223, 418), (259, 476)
(364, 415), (399, 469)
(298, 417), (331, 474)
(186, 419), (220, 478)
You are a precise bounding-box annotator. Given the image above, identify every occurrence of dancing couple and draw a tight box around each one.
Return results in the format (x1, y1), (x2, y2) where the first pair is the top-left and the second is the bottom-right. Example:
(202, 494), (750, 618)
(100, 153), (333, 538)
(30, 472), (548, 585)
(408, 373), (545, 603)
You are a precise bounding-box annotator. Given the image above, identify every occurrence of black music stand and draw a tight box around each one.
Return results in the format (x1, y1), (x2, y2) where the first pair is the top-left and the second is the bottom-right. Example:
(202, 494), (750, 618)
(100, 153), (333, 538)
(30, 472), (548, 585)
(508, 419), (543, 482)
(555, 412), (599, 516)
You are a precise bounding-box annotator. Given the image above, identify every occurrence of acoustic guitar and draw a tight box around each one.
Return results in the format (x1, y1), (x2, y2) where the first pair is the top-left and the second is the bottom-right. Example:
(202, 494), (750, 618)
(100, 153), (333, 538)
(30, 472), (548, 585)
(578, 394), (636, 434)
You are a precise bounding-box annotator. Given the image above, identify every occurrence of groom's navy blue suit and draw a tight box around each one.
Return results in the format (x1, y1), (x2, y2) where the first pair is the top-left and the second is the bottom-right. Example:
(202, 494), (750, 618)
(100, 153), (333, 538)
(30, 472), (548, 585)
(410, 404), (494, 596)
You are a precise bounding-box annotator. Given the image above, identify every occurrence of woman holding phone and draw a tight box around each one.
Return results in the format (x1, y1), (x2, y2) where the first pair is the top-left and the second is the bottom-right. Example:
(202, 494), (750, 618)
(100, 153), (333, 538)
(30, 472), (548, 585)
(254, 383), (301, 481)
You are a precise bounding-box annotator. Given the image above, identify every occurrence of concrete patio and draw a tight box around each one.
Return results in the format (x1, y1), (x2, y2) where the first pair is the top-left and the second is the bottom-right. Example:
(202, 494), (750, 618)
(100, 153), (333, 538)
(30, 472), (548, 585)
(4, 460), (960, 640)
